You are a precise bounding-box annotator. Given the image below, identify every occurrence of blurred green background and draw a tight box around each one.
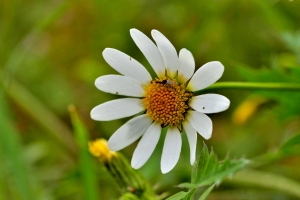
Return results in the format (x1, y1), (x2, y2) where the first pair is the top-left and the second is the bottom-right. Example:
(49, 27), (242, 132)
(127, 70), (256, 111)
(1, 0), (300, 199)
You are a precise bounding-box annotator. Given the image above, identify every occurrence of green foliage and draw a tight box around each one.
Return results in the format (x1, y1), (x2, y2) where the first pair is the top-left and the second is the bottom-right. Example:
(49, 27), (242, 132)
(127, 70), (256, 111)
(181, 144), (248, 189)
(236, 64), (300, 119)
(4, 75), (76, 154)
(166, 191), (189, 200)
(120, 192), (141, 200)
(281, 132), (300, 151)
(69, 106), (99, 200)
(277, 132), (300, 159)
(1, 0), (300, 199)
(198, 184), (215, 200)
(0, 89), (35, 199)
(250, 131), (300, 169)
(168, 144), (248, 199)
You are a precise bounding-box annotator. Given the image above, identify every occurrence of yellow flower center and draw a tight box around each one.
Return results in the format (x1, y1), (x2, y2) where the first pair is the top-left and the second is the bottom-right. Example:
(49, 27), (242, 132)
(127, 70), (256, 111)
(143, 78), (193, 128)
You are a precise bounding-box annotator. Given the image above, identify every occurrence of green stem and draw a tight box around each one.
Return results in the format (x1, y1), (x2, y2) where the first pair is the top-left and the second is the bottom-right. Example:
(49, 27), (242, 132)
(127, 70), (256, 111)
(195, 82), (300, 94)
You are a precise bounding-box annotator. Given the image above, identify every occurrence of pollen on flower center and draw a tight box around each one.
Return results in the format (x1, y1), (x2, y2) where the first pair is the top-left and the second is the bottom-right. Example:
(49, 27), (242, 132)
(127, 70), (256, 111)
(143, 77), (194, 128)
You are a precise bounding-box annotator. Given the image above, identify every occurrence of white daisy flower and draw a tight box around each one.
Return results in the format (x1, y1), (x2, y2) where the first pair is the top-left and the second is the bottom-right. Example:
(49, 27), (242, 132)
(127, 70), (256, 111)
(91, 29), (230, 174)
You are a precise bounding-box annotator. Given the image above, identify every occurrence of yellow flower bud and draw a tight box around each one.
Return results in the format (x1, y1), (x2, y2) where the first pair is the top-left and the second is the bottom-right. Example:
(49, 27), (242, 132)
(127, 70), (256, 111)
(88, 139), (117, 162)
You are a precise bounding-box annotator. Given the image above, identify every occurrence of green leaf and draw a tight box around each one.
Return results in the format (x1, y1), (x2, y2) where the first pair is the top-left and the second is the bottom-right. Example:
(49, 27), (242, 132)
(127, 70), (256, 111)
(200, 158), (249, 186)
(179, 143), (249, 189)
(120, 192), (140, 200)
(198, 184), (215, 200)
(236, 64), (300, 119)
(69, 105), (99, 200)
(281, 132), (300, 150)
(166, 191), (189, 200)
(182, 190), (197, 200)
(205, 149), (219, 178)
(191, 143), (210, 184)
(0, 89), (34, 200)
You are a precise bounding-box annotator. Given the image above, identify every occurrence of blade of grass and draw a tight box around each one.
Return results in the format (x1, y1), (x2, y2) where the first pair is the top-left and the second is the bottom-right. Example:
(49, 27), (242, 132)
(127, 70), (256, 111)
(198, 184), (215, 200)
(0, 88), (34, 200)
(2, 73), (77, 155)
(166, 191), (188, 200)
(224, 169), (300, 198)
(0, 0), (20, 54)
(0, 0), (76, 155)
(69, 105), (99, 200)
(3, 0), (73, 75)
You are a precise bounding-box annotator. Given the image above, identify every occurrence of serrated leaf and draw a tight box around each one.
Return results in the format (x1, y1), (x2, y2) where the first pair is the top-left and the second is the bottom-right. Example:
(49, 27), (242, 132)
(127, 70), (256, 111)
(198, 184), (215, 200)
(200, 158), (249, 186)
(179, 158), (248, 189)
(205, 149), (218, 178)
(196, 148), (218, 183)
(176, 144), (248, 200)
(192, 143), (210, 184)
(166, 191), (188, 200)
(179, 143), (249, 189)
(218, 157), (231, 171)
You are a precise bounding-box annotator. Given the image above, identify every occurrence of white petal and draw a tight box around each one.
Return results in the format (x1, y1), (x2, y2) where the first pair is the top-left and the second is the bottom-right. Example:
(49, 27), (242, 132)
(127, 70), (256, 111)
(91, 98), (144, 121)
(95, 75), (145, 97)
(187, 111), (212, 140)
(108, 114), (152, 151)
(130, 29), (165, 78)
(183, 121), (197, 165)
(131, 122), (161, 169)
(187, 61), (224, 91)
(102, 48), (152, 85)
(190, 94), (230, 114)
(178, 48), (195, 83)
(161, 127), (182, 174)
(151, 30), (178, 78)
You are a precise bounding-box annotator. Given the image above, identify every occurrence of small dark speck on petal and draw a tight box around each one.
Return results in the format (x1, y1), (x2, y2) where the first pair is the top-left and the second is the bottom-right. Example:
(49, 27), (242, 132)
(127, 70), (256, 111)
(203, 107), (205, 109)
(130, 57), (132, 60)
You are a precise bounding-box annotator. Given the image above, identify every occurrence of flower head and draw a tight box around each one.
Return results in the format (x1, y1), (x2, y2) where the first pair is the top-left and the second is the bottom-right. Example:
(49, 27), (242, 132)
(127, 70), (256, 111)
(91, 29), (230, 173)
(88, 139), (117, 162)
